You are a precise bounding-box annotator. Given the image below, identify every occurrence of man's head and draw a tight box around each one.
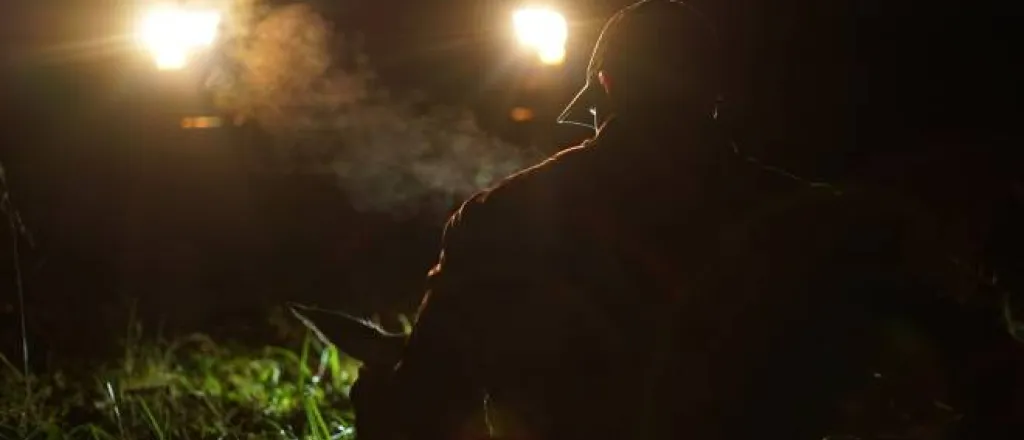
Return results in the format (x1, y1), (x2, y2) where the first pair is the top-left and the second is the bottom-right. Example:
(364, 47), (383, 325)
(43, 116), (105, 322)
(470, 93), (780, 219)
(558, 0), (721, 130)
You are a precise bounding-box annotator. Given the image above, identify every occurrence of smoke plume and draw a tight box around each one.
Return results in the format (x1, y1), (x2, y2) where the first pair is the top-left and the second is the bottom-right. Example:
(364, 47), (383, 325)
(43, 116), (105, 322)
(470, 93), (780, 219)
(208, 1), (542, 217)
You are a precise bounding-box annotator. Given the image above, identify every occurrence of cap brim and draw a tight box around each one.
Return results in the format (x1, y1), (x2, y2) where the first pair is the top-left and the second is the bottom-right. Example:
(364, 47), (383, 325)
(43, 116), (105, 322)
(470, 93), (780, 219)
(556, 79), (602, 130)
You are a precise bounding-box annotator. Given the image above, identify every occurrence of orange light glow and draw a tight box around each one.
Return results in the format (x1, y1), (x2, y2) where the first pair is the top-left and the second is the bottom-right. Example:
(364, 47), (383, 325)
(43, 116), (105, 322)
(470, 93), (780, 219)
(510, 107), (535, 122)
(180, 116), (223, 129)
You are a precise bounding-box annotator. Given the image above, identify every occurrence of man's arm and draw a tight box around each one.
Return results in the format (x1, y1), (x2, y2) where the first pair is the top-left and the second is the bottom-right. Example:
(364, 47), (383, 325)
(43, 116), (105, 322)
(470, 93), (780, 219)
(400, 193), (541, 377)
(387, 191), (586, 438)
(385, 194), (528, 438)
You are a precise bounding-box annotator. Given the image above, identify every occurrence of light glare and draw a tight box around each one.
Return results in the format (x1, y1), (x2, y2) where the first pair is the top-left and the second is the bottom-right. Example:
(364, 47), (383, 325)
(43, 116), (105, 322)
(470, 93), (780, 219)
(154, 48), (188, 70)
(181, 116), (223, 129)
(513, 7), (567, 65)
(137, 4), (222, 70)
(510, 106), (535, 122)
(537, 45), (566, 65)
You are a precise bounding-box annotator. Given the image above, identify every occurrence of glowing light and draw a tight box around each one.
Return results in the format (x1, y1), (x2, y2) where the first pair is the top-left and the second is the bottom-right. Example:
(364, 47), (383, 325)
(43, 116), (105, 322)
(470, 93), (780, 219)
(180, 116), (223, 129)
(154, 48), (188, 70)
(509, 106), (535, 122)
(537, 45), (566, 65)
(513, 7), (568, 65)
(136, 4), (222, 70)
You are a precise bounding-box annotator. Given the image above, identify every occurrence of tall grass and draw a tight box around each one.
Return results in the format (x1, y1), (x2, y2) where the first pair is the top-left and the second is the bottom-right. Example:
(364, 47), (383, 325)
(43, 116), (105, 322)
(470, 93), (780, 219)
(0, 315), (360, 440)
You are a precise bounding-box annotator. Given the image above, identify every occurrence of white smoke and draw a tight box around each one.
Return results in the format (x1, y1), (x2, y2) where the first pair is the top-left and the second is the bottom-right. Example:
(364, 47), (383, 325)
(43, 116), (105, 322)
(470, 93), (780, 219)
(208, 1), (541, 216)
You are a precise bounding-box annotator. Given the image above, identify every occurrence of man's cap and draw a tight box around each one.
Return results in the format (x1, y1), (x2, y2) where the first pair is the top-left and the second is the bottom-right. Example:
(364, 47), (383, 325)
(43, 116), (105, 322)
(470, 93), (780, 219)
(556, 0), (720, 130)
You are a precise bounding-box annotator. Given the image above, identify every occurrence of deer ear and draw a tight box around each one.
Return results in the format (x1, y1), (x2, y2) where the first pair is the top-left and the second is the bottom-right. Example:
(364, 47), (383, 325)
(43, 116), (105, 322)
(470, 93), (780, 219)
(289, 303), (407, 369)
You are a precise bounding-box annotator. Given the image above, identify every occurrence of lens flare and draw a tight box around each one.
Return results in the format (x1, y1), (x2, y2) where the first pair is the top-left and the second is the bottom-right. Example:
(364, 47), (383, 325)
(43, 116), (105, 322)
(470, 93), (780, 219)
(513, 7), (567, 65)
(137, 4), (222, 70)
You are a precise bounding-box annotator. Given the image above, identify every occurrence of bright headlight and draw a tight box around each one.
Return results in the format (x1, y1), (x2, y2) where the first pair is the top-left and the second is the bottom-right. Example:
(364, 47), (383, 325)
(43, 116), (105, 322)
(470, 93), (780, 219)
(513, 7), (567, 65)
(136, 4), (222, 70)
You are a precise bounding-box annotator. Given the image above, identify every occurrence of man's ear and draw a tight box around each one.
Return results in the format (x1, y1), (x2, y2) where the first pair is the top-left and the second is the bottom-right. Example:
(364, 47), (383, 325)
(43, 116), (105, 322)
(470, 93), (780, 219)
(598, 70), (612, 94)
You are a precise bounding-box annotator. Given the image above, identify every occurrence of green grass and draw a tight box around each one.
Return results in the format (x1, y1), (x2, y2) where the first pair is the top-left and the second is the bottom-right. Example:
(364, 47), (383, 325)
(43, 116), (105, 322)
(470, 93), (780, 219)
(0, 313), (362, 440)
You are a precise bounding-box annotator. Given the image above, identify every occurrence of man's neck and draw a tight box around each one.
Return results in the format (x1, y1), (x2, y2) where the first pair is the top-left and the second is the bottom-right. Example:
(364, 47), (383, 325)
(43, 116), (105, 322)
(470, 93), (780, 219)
(599, 112), (723, 151)
(589, 112), (739, 193)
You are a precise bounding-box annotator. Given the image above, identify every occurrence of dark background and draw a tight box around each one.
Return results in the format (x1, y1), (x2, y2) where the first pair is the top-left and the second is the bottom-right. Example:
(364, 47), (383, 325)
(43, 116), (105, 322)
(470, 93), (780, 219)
(1, 0), (1021, 367)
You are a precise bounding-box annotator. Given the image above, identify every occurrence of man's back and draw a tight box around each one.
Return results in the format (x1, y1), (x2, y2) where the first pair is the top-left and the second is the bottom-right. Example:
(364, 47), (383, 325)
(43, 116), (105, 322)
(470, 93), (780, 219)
(389, 115), (856, 439)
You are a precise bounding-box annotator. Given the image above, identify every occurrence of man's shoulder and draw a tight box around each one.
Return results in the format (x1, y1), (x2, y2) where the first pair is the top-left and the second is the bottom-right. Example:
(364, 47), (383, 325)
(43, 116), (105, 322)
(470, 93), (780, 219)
(452, 142), (597, 222)
(433, 141), (599, 259)
(484, 142), (596, 199)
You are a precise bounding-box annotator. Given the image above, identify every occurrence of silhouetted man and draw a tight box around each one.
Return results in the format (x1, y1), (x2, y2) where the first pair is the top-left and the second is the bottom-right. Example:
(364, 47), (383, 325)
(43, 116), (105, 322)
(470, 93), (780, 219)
(339, 1), (913, 439)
